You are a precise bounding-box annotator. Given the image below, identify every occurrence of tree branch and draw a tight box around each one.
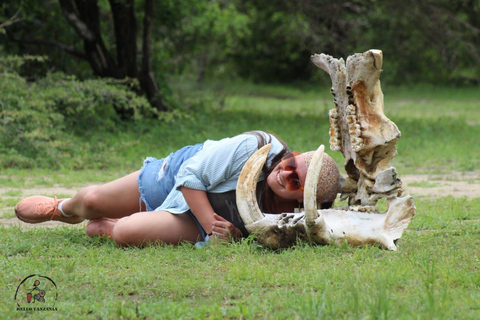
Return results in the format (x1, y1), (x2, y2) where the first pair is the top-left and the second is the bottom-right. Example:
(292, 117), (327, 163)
(58, 0), (96, 42)
(0, 6), (22, 29)
(58, 0), (118, 77)
(4, 28), (87, 59)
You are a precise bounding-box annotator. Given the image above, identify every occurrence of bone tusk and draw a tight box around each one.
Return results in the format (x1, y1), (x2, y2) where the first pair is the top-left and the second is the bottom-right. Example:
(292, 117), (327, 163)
(369, 49), (383, 70)
(236, 144), (270, 226)
(310, 54), (330, 74)
(304, 145), (325, 225)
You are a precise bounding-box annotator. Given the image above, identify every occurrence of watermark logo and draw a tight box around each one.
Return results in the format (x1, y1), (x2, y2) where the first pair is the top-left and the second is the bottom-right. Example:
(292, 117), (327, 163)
(14, 274), (58, 311)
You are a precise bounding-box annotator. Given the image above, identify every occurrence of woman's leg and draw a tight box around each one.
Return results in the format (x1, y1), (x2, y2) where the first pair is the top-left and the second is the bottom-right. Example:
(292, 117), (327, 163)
(112, 211), (202, 247)
(15, 170), (144, 224)
(62, 170), (144, 220)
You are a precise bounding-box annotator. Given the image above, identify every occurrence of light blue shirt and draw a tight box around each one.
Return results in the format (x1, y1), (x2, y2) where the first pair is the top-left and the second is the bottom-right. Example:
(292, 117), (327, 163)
(156, 132), (285, 214)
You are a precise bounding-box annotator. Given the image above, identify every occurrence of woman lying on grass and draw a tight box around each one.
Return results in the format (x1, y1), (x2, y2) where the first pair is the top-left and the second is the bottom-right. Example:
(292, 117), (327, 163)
(14, 131), (340, 247)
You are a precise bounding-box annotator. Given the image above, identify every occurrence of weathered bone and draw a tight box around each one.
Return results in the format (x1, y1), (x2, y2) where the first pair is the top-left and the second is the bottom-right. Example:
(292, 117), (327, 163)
(303, 144), (329, 244)
(312, 54), (347, 153)
(235, 144), (269, 225)
(312, 49), (402, 207)
(235, 49), (416, 250)
(236, 144), (416, 250)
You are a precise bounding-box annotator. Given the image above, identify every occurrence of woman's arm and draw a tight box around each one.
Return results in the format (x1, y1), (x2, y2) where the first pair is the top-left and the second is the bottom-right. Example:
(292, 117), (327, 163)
(175, 136), (258, 234)
(174, 133), (283, 238)
(180, 187), (216, 234)
(181, 187), (242, 241)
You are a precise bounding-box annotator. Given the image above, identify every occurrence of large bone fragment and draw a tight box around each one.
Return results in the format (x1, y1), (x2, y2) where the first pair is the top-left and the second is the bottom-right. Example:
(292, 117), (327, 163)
(311, 49), (402, 207)
(311, 54), (347, 153)
(236, 144), (416, 250)
(235, 144), (269, 225)
(235, 49), (415, 250)
(305, 197), (415, 250)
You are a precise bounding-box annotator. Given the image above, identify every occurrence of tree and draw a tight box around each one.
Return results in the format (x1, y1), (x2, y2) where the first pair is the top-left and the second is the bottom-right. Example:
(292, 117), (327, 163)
(361, 0), (480, 84)
(5, 0), (168, 114)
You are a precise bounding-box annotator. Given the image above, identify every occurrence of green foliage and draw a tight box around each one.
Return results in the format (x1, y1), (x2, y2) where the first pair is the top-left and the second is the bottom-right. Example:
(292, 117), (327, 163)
(36, 73), (155, 126)
(1, 71), (66, 168)
(152, 0), (250, 80)
(230, 1), (314, 82)
(2, 0), (479, 86)
(1, 63), (479, 173)
(0, 56), (154, 169)
(356, 0), (480, 84)
(1, 0), (92, 77)
(152, 0), (480, 84)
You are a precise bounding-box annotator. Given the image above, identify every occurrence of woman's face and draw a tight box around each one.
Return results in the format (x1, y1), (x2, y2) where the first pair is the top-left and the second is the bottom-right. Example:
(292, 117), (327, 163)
(266, 153), (307, 203)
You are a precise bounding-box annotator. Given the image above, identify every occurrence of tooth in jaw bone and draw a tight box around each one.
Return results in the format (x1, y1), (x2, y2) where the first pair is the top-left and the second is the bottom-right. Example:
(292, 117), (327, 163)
(329, 107), (342, 151)
(329, 108), (339, 118)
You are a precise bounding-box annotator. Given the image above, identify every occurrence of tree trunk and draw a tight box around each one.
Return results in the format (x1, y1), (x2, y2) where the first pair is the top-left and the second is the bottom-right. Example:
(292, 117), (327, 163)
(59, 0), (118, 77)
(139, 0), (169, 112)
(109, 0), (138, 78)
(58, 0), (168, 113)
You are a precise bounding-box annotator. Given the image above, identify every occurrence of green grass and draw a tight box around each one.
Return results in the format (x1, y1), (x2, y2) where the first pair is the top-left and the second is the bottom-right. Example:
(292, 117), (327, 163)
(1, 83), (479, 318)
(1, 197), (479, 318)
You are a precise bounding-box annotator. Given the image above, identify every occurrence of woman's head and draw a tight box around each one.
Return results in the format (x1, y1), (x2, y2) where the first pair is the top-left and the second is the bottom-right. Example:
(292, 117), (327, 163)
(266, 150), (340, 206)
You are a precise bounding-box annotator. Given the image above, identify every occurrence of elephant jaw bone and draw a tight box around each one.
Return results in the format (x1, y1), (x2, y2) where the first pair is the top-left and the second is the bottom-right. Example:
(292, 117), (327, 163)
(236, 144), (416, 250)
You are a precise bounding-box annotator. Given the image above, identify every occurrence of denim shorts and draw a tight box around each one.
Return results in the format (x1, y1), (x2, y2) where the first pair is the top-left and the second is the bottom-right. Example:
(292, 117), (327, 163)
(137, 156), (173, 212)
(136, 143), (207, 240)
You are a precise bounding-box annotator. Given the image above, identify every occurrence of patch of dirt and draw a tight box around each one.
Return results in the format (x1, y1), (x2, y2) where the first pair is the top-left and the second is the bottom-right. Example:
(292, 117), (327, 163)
(1, 186), (84, 230)
(1, 171), (479, 229)
(402, 170), (480, 199)
(1, 217), (87, 229)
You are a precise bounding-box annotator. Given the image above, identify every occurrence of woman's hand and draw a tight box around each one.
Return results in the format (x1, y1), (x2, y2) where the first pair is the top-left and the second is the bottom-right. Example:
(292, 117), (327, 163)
(211, 213), (242, 242)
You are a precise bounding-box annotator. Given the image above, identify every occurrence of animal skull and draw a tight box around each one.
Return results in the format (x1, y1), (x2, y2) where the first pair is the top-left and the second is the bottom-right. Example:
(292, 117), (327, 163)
(236, 144), (415, 250)
(235, 49), (416, 250)
(311, 50), (402, 206)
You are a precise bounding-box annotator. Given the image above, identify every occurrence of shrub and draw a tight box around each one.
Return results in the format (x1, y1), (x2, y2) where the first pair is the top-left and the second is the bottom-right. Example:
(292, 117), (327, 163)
(0, 57), (153, 169)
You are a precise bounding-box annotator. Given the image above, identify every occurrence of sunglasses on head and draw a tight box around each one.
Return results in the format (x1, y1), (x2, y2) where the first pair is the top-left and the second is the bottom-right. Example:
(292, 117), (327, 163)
(280, 151), (304, 191)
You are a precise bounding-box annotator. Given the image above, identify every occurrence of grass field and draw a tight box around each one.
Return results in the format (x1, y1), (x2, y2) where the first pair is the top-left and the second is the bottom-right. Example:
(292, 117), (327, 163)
(1, 83), (479, 319)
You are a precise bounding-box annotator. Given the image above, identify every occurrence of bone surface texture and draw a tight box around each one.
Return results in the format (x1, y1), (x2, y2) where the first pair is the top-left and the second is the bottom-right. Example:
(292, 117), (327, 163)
(236, 49), (416, 250)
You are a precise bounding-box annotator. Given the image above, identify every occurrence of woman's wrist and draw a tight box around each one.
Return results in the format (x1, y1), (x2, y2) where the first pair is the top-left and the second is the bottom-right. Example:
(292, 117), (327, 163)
(180, 187), (216, 233)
